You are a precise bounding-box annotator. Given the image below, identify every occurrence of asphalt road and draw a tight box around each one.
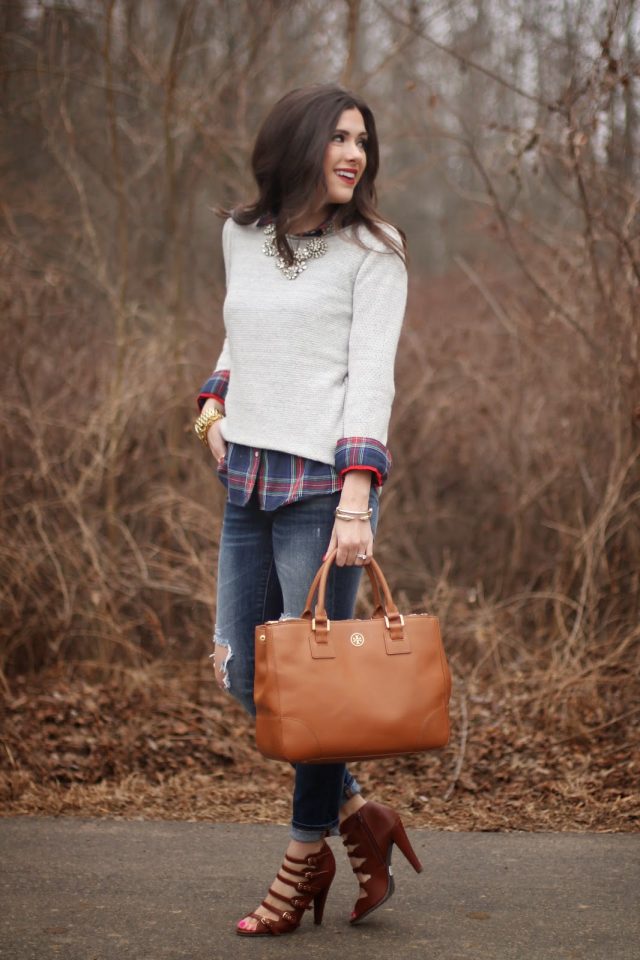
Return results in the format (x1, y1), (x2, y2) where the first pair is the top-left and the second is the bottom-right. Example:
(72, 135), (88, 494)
(1, 817), (638, 960)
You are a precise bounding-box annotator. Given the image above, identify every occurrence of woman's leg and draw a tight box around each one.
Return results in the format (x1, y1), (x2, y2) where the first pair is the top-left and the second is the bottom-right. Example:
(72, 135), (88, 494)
(236, 488), (379, 934)
(213, 496), (282, 716)
(216, 499), (330, 935)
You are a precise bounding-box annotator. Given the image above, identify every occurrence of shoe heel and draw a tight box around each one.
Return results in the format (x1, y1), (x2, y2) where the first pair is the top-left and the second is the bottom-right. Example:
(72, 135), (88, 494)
(313, 884), (330, 925)
(392, 819), (423, 873)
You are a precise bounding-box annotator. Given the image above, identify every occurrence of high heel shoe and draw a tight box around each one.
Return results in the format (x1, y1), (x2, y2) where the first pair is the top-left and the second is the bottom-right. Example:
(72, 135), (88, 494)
(339, 800), (422, 924)
(236, 840), (336, 936)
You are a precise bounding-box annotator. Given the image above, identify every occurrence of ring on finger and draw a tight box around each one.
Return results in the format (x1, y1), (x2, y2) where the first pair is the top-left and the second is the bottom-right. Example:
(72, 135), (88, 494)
(356, 553), (368, 560)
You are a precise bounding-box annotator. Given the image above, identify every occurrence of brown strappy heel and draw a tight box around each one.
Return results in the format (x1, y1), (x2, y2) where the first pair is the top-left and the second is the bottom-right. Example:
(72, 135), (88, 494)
(236, 840), (336, 936)
(339, 800), (423, 924)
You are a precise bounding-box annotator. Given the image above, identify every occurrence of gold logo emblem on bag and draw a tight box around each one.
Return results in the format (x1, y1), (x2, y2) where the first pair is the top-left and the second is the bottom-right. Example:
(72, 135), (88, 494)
(350, 632), (365, 647)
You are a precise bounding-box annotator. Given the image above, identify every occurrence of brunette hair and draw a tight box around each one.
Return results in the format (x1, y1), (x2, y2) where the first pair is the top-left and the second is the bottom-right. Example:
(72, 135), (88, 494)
(226, 84), (406, 265)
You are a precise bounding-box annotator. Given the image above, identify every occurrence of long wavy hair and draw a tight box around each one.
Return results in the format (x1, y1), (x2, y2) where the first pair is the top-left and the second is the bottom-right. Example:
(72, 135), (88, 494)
(226, 84), (406, 265)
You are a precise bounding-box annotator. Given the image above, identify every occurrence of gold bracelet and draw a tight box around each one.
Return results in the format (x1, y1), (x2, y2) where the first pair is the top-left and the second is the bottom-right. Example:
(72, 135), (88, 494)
(334, 507), (373, 521)
(194, 408), (224, 446)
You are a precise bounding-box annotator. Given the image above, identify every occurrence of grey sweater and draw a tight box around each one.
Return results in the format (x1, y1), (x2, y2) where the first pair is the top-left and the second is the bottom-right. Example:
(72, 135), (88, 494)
(213, 217), (408, 465)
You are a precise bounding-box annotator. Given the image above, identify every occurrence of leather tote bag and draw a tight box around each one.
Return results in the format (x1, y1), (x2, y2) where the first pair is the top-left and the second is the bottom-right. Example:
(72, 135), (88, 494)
(254, 550), (452, 763)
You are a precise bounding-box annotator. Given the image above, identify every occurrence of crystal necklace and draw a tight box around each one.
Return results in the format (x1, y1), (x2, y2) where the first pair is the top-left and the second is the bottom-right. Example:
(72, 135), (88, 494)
(262, 222), (333, 280)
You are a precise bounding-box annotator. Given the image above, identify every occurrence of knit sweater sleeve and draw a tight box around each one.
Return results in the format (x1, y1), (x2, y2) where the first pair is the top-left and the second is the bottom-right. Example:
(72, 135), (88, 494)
(196, 219), (233, 410)
(339, 229), (407, 449)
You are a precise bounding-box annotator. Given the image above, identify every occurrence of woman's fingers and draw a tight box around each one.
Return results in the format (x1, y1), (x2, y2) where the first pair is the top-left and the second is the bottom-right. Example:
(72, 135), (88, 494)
(206, 420), (227, 462)
(322, 526), (338, 562)
(333, 520), (373, 566)
(354, 535), (374, 566)
(360, 531), (374, 565)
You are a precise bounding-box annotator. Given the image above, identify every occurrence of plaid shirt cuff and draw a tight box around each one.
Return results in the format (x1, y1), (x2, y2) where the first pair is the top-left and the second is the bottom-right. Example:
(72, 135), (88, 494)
(197, 369), (230, 410)
(335, 437), (392, 487)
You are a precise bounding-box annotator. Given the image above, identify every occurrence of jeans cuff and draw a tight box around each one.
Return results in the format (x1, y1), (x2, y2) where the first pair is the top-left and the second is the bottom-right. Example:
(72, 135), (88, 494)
(290, 819), (339, 842)
(341, 775), (362, 804)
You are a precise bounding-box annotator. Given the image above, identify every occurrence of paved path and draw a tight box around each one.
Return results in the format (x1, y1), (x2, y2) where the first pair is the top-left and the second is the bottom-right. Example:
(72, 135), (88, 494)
(1, 818), (638, 960)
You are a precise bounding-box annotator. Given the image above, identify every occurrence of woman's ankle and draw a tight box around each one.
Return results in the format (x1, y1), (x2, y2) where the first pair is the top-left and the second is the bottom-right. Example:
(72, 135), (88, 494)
(286, 837), (325, 858)
(339, 793), (366, 823)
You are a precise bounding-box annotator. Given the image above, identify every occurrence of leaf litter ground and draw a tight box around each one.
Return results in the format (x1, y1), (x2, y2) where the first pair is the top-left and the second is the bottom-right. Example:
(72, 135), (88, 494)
(1, 660), (637, 830)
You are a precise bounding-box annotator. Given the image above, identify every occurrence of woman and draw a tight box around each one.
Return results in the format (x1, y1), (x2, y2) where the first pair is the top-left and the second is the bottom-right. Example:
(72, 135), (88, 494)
(194, 84), (419, 937)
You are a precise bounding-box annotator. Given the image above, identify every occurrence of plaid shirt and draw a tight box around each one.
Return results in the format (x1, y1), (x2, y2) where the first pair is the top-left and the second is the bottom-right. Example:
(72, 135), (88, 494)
(198, 370), (392, 510)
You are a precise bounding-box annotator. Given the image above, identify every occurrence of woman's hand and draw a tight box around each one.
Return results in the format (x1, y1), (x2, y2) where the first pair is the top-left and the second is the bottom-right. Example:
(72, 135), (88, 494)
(324, 517), (373, 567)
(324, 469), (374, 566)
(207, 419), (227, 465)
(201, 399), (227, 465)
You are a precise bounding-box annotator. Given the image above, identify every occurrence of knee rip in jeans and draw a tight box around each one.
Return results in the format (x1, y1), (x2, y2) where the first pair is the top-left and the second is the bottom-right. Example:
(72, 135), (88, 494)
(212, 626), (233, 691)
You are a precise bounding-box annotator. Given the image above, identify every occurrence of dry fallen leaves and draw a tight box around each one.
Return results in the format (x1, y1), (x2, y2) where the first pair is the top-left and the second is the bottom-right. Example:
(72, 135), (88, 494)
(0, 659), (637, 831)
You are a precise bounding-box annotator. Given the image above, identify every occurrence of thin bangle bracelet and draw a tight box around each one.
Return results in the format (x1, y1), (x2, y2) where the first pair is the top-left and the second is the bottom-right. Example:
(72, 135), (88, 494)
(335, 508), (372, 521)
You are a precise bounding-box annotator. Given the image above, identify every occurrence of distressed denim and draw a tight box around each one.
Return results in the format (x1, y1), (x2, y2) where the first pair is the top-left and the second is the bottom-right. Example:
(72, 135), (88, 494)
(214, 487), (379, 841)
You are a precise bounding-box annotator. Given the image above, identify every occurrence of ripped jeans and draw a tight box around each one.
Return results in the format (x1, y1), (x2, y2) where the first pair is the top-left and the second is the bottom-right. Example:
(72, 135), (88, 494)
(213, 487), (379, 841)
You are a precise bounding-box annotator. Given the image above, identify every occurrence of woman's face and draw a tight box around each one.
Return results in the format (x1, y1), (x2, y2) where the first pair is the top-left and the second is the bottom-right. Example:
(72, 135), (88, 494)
(322, 107), (368, 205)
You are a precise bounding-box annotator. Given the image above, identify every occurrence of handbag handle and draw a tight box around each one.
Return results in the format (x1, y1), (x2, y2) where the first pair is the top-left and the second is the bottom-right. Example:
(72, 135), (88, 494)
(301, 549), (405, 642)
(301, 553), (386, 621)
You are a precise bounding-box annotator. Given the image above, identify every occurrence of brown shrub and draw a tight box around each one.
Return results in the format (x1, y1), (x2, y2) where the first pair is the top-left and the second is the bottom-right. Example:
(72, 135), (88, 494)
(1, 0), (638, 755)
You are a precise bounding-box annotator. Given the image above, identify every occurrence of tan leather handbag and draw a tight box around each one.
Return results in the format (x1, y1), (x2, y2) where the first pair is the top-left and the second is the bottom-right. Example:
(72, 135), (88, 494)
(254, 551), (452, 763)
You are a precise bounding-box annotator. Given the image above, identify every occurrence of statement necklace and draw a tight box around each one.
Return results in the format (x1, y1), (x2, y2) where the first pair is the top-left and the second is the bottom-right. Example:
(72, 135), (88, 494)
(262, 222), (333, 280)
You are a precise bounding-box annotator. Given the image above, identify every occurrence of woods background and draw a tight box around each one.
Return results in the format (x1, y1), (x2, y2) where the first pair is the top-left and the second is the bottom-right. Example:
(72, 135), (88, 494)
(1, 0), (638, 828)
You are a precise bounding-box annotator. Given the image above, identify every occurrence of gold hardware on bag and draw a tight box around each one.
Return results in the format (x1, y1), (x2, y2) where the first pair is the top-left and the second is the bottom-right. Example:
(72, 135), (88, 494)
(350, 632), (365, 647)
(311, 617), (331, 632)
(384, 613), (405, 629)
(259, 634), (266, 643)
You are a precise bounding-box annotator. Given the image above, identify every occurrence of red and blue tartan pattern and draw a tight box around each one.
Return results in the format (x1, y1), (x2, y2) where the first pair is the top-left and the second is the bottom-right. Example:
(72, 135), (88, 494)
(335, 437), (391, 486)
(197, 371), (391, 510)
(219, 446), (342, 509)
(197, 369), (230, 410)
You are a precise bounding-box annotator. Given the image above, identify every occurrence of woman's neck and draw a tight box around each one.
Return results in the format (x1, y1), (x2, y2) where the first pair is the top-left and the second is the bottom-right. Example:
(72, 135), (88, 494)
(288, 205), (332, 236)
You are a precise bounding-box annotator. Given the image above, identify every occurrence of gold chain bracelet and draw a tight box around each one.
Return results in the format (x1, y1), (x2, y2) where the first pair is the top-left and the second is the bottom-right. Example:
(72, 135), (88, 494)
(194, 408), (224, 447)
